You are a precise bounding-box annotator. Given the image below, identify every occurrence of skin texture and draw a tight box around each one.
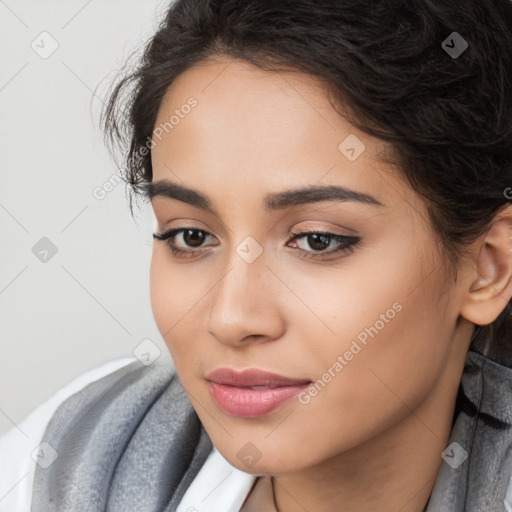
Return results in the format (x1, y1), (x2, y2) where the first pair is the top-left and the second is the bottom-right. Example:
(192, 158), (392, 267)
(148, 57), (512, 512)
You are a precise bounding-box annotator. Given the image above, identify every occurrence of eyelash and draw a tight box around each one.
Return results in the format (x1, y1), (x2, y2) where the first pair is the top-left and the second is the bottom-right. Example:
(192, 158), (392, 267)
(153, 227), (360, 260)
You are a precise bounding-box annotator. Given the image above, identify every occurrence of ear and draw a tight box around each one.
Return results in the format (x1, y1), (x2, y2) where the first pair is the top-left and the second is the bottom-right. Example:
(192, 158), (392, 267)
(460, 206), (512, 325)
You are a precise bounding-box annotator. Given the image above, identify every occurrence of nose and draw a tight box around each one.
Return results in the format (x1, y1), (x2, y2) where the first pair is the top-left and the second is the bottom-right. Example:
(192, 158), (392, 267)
(207, 251), (286, 348)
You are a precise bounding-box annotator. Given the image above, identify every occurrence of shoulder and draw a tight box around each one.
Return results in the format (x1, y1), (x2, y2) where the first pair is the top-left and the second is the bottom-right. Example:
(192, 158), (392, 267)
(0, 357), (137, 512)
(427, 350), (512, 511)
(28, 358), (211, 511)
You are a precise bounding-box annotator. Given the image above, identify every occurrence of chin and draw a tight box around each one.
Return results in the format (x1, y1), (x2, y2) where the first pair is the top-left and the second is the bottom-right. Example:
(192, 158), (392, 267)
(214, 439), (318, 475)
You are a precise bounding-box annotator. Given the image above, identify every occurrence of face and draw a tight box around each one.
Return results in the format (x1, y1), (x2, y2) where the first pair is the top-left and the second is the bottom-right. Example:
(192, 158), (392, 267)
(148, 57), (468, 475)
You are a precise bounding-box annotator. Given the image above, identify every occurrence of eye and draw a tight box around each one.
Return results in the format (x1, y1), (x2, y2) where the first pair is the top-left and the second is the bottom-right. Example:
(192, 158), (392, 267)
(153, 227), (360, 260)
(153, 227), (217, 257)
(287, 229), (360, 259)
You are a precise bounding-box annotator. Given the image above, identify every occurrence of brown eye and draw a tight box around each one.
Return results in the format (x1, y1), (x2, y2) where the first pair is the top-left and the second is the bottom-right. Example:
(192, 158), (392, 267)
(305, 233), (331, 251)
(153, 227), (217, 257)
(182, 229), (207, 247)
(288, 230), (361, 260)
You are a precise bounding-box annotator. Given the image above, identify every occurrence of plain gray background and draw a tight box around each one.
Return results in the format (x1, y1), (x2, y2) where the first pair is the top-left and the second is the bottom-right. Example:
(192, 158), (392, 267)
(0, 0), (174, 437)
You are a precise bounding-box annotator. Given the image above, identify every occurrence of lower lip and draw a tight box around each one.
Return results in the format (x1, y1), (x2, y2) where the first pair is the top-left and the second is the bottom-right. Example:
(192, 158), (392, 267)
(207, 381), (309, 418)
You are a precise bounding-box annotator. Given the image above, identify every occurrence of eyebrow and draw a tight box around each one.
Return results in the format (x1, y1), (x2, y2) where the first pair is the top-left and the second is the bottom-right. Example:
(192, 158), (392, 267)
(141, 179), (385, 213)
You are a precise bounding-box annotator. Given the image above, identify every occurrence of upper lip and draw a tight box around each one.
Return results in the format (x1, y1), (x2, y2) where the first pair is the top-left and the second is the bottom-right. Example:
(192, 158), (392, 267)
(205, 368), (311, 388)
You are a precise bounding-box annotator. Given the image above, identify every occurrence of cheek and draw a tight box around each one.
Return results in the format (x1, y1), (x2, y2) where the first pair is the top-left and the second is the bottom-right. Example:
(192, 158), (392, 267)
(293, 270), (453, 444)
(266, 251), (451, 439)
(307, 254), (451, 400)
(149, 249), (198, 356)
(150, 247), (204, 321)
(149, 249), (172, 334)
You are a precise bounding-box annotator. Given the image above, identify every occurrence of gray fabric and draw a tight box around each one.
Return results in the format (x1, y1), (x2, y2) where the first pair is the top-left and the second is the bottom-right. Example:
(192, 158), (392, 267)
(31, 350), (512, 511)
(31, 361), (212, 512)
(426, 351), (512, 511)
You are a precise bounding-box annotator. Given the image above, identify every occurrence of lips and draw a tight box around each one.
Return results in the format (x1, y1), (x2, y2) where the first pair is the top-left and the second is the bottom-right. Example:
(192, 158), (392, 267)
(205, 368), (311, 418)
(205, 368), (311, 387)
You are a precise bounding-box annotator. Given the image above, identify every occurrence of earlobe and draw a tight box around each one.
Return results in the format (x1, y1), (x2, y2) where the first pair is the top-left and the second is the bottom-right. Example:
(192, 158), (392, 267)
(460, 209), (512, 326)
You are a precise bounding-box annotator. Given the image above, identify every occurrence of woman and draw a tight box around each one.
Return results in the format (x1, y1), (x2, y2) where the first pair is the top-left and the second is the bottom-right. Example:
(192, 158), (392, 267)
(2, 0), (512, 510)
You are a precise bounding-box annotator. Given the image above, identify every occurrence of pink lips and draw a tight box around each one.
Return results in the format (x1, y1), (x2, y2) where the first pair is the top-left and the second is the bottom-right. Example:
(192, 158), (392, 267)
(205, 368), (311, 418)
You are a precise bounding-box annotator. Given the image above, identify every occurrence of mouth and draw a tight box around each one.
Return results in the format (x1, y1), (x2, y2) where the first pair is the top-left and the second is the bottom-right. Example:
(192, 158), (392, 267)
(205, 368), (312, 418)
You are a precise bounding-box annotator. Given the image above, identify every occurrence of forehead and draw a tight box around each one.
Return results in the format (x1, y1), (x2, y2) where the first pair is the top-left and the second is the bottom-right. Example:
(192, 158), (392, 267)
(150, 57), (422, 217)
(157, 56), (333, 121)
(153, 57), (371, 163)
